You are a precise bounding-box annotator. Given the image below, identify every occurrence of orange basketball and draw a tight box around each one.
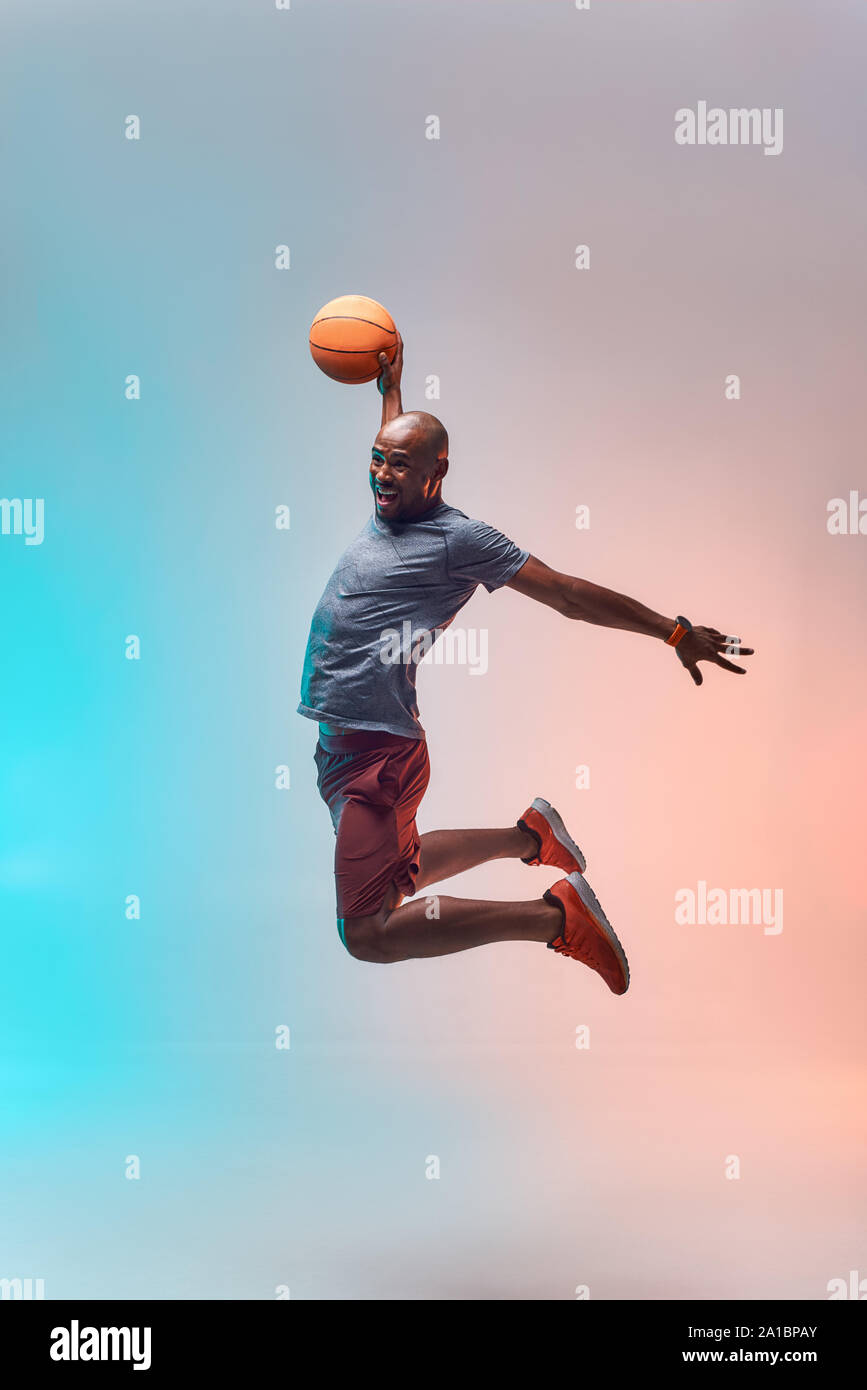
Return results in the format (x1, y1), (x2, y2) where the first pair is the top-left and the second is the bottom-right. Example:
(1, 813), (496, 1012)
(309, 294), (397, 384)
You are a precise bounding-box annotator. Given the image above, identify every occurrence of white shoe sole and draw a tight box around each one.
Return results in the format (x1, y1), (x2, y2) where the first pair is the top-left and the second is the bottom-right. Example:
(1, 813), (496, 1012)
(531, 797), (586, 873)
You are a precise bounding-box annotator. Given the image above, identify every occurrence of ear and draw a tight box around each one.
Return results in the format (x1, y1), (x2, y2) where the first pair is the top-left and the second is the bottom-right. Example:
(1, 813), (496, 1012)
(436, 455), (449, 481)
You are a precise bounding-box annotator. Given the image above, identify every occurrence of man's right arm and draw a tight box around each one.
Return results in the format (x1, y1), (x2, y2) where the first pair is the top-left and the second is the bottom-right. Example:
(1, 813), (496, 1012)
(377, 331), (404, 426)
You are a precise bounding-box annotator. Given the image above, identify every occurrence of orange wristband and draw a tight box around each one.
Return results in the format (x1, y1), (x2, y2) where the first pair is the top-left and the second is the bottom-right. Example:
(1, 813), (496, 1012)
(666, 622), (688, 647)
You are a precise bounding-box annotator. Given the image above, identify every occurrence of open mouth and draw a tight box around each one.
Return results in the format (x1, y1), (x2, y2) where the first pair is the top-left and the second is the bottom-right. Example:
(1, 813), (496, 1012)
(375, 485), (399, 509)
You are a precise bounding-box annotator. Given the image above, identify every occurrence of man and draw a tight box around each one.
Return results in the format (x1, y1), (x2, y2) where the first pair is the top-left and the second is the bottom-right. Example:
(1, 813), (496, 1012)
(298, 333), (753, 993)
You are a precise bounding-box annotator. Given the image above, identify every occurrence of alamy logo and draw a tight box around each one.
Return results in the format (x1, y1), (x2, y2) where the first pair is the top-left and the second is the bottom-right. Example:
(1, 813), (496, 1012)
(827, 1269), (867, 1300)
(50, 1320), (152, 1371)
(0, 497), (44, 545)
(675, 881), (783, 935)
(379, 621), (488, 675)
(827, 492), (867, 535)
(675, 102), (783, 156)
(0, 1276), (45, 1299)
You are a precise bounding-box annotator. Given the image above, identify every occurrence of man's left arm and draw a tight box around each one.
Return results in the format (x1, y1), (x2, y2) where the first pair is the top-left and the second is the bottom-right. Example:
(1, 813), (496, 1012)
(505, 554), (754, 687)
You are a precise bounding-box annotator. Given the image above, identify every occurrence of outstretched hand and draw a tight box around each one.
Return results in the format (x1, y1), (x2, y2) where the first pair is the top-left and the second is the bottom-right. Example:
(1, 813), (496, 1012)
(377, 329), (403, 394)
(676, 627), (755, 686)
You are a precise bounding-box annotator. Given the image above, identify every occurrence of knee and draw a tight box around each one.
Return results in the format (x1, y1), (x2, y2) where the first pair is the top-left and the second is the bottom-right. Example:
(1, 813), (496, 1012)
(338, 882), (403, 963)
(340, 911), (396, 963)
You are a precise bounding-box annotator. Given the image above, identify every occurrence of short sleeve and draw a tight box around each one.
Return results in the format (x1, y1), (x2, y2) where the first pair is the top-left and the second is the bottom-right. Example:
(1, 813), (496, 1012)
(445, 516), (530, 594)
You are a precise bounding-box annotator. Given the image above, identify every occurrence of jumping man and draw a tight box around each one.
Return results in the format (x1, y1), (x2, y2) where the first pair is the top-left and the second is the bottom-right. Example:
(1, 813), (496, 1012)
(298, 333), (754, 993)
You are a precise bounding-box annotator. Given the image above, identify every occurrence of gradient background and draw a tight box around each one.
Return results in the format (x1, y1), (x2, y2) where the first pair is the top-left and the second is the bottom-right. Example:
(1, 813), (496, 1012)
(1, 0), (865, 1300)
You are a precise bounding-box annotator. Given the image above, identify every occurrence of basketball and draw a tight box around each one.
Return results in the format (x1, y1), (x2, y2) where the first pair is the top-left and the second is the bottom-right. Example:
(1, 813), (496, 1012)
(309, 294), (398, 384)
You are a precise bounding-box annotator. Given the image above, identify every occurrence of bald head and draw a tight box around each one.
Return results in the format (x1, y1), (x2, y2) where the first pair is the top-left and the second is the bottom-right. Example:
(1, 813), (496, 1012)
(382, 411), (448, 464)
(370, 411), (450, 521)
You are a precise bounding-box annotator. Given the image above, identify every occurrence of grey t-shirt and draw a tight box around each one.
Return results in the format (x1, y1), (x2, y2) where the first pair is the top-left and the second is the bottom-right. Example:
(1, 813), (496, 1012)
(297, 500), (529, 738)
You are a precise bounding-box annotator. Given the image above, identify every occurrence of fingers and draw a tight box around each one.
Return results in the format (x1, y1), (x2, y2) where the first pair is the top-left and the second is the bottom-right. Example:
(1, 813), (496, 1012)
(681, 625), (754, 682)
(714, 639), (754, 654)
(678, 653), (703, 685)
(707, 628), (755, 656)
(377, 351), (391, 392)
(713, 641), (754, 656)
(379, 334), (402, 381)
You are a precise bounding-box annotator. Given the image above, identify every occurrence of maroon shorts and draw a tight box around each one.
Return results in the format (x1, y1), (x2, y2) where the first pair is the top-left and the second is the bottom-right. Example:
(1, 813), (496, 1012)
(314, 729), (431, 920)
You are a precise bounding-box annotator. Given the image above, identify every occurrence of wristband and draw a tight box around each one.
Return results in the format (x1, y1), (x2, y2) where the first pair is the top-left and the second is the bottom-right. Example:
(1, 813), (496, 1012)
(377, 373), (385, 395)
(665, 615), (692, 647)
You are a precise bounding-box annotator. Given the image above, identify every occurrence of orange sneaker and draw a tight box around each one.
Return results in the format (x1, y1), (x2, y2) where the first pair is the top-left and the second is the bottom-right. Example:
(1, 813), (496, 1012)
(517, 797), (586, 874)
(543, 871), (630, 995)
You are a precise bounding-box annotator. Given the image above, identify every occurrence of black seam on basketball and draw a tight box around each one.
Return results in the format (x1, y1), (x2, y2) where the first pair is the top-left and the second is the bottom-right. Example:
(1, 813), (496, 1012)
(311, 316), (397, 334)
(309, 341), (395, 355)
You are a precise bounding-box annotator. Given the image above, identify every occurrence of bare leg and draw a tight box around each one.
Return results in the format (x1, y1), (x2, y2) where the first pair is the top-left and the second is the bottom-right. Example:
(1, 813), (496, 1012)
(415, 826), (536, 889)
(341, 883), (563, 964)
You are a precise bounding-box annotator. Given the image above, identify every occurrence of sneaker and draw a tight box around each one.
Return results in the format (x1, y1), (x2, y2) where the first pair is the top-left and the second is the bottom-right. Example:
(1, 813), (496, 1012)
(543, 871), (629, 995)
(517, 797), (586, 874)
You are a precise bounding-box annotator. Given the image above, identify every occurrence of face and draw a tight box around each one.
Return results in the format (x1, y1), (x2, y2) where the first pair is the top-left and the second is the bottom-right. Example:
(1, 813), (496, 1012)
(369, 424), (445, 522)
